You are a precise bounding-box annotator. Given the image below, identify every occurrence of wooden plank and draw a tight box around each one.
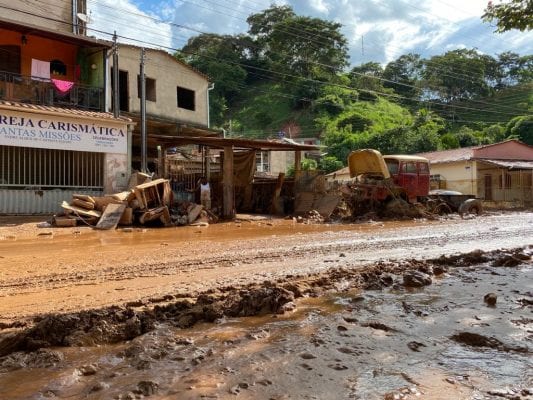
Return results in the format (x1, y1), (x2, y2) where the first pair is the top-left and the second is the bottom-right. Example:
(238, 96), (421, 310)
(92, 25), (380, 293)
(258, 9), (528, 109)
(119, 207), (133, 225)
(71, 198), (95, 210)
(72, 194), (95, 204)
(93, 196), (123, 212)
(139, 206), (168, 224)
(293, 192), (316, 215)
(134, 178), (168, 190)
(95, 203), (126, 230)
(61, 201), (102, 218)
(187, 204), (203, 224)
(112, 191), (134, 202)
(313, 194), (341, 218)
(270, 172), (285, 215)
(53, 216), (77, 227)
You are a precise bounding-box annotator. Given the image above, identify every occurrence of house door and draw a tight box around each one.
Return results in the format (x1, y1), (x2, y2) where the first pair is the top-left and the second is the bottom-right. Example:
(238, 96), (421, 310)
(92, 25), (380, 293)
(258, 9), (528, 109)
(484, 175), (492, 200)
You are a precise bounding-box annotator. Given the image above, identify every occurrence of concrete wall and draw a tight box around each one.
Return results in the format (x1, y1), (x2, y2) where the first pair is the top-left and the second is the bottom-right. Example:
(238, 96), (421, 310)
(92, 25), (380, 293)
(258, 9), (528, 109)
(269, 151), (294, 175)
(428, 161), (478, 195)
(104, 153), (129, 194)
(0, 0), (75, 34)
(116, 46), (209, 126)
(0, 28), (78, 81)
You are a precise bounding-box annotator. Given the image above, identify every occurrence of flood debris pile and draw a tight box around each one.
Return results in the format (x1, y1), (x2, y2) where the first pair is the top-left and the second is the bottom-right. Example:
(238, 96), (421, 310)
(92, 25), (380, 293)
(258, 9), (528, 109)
(52, 175), (217, 230)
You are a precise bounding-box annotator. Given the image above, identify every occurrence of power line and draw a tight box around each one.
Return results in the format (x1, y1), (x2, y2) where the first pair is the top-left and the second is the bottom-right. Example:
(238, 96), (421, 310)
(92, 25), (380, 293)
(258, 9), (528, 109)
(1, 4), (528, 122)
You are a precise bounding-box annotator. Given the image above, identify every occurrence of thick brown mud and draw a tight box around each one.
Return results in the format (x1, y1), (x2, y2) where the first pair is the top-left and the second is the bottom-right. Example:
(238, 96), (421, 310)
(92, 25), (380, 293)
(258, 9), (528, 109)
(0, 246), (532, 399)
(0, 212), (532, 399)
(1, 212), (532, 324)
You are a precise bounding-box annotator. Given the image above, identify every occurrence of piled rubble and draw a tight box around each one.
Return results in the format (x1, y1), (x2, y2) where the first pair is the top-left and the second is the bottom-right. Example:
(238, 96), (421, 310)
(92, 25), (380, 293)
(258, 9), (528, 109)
(53, 174), (217, 230)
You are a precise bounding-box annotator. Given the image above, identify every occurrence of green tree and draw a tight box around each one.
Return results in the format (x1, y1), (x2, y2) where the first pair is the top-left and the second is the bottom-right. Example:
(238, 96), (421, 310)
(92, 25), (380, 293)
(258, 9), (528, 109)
(382, 53), (423, 102)
(423, 49), (499, 102)
(506, 115), (533, 144)
(440, 133), (460, 149)
(179, 34), (249, 126)
(483, 0), (533, 32)
(246, 4), (349, 103)
(319, 155), (344, 173)
(350, 62), (386, 96)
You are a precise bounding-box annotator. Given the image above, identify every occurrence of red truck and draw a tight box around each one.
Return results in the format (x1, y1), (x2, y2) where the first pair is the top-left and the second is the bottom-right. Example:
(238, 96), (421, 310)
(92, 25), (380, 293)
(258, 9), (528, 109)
(343, 149), (482, 216)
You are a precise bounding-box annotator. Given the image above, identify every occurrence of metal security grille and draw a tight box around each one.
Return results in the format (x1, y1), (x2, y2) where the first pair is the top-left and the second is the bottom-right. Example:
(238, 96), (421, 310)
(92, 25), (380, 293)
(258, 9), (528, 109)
(0, 145), (104, 189)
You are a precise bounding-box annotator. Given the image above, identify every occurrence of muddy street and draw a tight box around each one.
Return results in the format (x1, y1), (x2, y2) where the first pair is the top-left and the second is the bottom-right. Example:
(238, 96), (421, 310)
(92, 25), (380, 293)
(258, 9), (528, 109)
(0, 212), (532, 399)
(0, 212), (532, 323)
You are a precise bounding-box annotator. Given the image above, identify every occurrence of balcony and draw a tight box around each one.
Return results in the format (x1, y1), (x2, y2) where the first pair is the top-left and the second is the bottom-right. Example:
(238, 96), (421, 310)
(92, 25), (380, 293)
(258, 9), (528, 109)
(0, 71), (104, 111)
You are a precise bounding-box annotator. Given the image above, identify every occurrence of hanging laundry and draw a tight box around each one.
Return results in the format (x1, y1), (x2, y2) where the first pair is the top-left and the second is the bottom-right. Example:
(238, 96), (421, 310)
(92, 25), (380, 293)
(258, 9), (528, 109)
(51, 78), (75, 94)
(31, 59), (50, 80)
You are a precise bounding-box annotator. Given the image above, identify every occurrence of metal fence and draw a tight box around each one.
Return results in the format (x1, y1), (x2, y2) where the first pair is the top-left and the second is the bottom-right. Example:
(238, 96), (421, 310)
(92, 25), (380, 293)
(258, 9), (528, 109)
(0, 71), (104, 111)
(0, 145), (104, 189)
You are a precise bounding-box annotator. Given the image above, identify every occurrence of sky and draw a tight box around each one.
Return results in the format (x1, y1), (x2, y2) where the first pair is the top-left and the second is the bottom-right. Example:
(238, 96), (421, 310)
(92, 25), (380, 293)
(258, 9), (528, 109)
(86, 0), (533, 66)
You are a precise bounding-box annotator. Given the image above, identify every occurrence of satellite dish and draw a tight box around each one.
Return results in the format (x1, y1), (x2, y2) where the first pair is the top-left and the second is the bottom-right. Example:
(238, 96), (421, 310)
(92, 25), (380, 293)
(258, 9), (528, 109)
(77, 13), (89, 23)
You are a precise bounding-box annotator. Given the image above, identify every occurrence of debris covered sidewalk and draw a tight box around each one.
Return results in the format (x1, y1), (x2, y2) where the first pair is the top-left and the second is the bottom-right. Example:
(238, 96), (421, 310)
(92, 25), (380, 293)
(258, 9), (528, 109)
(54, 173), (217, 230)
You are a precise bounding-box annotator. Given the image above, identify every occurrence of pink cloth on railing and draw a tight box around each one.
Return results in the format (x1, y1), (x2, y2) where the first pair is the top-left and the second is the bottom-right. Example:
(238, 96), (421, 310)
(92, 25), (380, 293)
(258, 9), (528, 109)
(51, 79), (75, 94)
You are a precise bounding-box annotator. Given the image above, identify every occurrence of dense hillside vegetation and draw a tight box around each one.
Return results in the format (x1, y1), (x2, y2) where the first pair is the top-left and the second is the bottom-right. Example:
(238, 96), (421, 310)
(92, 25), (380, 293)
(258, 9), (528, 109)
(177, 4), (533, 171)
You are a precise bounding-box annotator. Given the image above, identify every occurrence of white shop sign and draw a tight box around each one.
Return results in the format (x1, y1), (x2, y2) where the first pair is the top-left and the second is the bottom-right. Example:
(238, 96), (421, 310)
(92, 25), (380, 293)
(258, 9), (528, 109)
(0, 109), (127, 154)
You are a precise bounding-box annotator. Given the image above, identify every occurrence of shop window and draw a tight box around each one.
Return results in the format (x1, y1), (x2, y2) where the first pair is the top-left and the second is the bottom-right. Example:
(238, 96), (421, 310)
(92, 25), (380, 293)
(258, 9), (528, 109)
(50, 59), (66, 76)
(137, 76), (156, 102)
(498, 173), (512, 189)
(177, 86), (195, 111)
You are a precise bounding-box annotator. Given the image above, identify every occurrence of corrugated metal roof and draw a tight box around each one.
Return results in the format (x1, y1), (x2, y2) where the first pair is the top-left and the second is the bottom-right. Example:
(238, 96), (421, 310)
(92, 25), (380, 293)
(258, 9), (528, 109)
(0, 100), (132, 123)
(478, 159), (533, 170)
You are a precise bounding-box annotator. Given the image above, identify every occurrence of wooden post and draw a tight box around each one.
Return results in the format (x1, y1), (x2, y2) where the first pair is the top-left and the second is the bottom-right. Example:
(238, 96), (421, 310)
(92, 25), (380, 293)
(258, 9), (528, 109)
(205, 146), (211, 180)
(271, 172), (285, 215)
(295, 150), (302, 173)
(223, 146), (235, 219)
(157, 145), (163, 178)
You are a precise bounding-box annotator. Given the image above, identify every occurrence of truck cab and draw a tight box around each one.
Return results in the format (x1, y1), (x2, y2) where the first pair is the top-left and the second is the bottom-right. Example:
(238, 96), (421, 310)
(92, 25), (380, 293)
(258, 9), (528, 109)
(347, 150), (430, 204)
(383, 155), (430, 202)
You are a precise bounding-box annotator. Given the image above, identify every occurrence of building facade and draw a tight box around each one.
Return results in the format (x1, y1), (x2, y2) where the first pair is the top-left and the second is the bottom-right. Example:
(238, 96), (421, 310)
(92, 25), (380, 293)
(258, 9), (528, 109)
(110, 45), (217, 172)
(0, 6), (132, 214)
(418, 140), (533, 206)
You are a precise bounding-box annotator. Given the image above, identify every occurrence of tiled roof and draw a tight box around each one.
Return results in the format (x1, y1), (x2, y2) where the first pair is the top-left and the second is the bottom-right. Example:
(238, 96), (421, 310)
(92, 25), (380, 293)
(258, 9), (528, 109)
(0, 100), (132, 123)
(417, 147), (476, 163)
(417, 140), (528, 163)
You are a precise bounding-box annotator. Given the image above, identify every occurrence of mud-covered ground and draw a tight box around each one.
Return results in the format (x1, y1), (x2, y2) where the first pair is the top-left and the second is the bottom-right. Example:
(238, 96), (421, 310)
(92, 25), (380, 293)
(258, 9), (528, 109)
(0, 212), (532, 399)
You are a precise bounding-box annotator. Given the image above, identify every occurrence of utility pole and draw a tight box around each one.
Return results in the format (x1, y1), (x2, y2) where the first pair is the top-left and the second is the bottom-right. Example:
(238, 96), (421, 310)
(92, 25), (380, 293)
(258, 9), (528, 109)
(112, 32), (120, 118)
(140, 48), (147, 173)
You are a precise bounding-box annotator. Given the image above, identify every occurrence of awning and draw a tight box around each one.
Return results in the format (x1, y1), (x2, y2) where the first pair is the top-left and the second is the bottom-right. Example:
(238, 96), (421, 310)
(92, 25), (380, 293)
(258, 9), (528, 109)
(479, 159), (533, 170)
(139, 134), (322, 152)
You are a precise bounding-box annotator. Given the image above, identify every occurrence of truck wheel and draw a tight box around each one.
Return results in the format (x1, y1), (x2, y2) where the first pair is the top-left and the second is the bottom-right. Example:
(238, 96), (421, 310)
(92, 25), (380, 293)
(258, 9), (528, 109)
(458, 199), (483, 218)
(434, 202), (452, 215)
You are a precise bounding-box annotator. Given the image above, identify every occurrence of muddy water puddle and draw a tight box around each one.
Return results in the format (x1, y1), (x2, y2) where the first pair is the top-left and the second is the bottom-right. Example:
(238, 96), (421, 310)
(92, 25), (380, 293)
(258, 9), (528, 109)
(1, 262), (531, 400)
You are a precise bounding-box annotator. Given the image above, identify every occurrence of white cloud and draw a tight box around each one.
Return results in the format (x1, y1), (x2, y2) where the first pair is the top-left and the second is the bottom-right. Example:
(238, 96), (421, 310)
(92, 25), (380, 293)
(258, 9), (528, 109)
(87, 0), (175, 50)
(86, 0), (533, 66)
(309, 0), (330, 14)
